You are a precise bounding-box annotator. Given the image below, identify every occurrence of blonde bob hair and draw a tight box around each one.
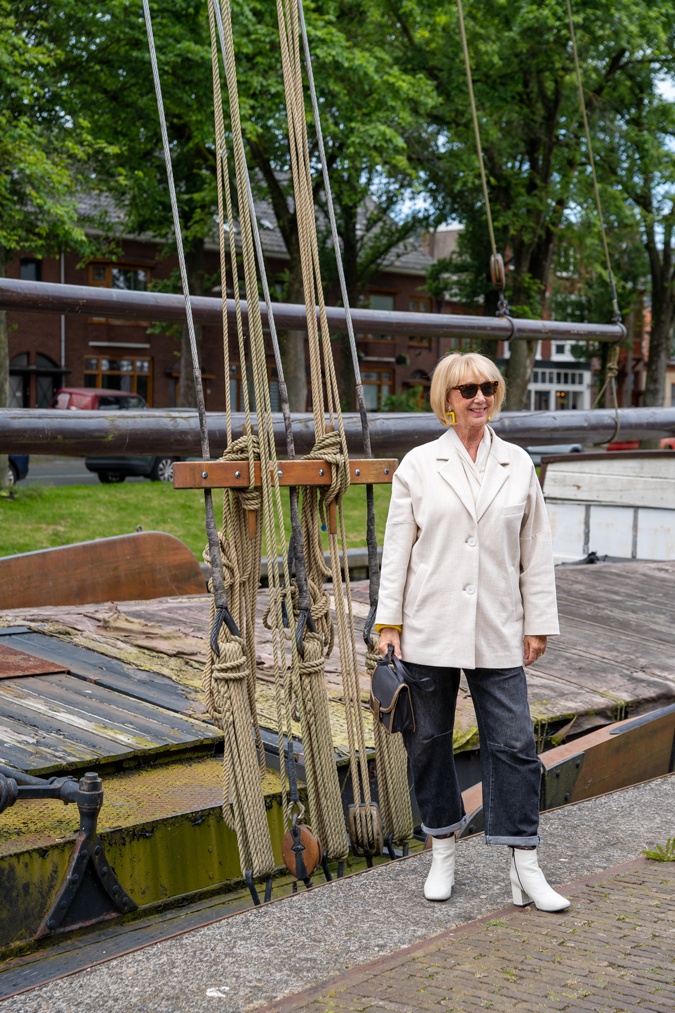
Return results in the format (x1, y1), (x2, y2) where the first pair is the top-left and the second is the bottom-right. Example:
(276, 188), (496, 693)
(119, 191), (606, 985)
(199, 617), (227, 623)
(429, 352), (505, 425)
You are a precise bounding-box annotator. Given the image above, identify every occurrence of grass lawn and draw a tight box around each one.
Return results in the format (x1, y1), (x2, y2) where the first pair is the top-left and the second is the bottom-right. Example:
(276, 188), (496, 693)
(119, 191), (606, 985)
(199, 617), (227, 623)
(0, 481), (393, 560)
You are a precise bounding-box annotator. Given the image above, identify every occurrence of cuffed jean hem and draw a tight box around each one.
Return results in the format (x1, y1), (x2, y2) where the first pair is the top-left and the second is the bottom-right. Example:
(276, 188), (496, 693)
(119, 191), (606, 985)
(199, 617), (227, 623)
(421, 813), (469, 837)
(485, 834), (541, 847)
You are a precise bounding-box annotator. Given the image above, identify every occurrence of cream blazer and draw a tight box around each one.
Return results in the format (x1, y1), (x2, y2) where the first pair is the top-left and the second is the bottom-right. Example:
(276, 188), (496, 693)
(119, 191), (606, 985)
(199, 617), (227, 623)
(375, 426), (559, 669)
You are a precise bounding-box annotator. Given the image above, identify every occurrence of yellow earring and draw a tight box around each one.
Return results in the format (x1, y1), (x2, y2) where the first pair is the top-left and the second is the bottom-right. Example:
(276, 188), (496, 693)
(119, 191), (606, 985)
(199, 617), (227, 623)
(446, 409), (456, 425)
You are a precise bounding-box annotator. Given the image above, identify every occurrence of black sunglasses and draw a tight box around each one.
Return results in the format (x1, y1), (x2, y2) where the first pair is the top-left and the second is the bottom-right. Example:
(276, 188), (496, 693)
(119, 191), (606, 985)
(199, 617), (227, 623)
(451, 381), (499, 399)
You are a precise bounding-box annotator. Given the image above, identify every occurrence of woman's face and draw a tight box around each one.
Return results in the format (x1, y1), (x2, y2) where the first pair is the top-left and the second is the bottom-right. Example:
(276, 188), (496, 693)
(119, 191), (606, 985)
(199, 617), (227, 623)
(446, 377), (496, 433)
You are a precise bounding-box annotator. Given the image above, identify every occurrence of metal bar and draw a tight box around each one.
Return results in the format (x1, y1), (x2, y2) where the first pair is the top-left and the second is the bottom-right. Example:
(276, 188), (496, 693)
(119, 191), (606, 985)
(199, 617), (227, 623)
(1, 407), (674, 456)
(0, 277), (625, 342)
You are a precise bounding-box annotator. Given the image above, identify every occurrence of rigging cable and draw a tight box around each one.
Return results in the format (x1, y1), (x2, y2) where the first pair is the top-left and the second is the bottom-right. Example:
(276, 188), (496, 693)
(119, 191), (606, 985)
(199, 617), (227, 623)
(456, 0), (510, 319)
(565, 0), (625, 431)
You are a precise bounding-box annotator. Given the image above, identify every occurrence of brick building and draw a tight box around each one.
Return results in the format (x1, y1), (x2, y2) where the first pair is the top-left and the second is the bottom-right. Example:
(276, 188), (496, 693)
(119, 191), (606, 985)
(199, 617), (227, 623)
(7, 216), (605, 413)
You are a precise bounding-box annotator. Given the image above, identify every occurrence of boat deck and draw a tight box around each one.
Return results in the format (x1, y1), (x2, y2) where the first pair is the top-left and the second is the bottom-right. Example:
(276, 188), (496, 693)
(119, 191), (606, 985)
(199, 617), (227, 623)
(1, 560), (674, 777)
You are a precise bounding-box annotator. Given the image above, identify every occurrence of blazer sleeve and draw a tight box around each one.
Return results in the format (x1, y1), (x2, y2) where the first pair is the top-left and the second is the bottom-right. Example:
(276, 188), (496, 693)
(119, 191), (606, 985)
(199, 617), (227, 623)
(375, 464), (419, 628)
(519, 467), (560, 636)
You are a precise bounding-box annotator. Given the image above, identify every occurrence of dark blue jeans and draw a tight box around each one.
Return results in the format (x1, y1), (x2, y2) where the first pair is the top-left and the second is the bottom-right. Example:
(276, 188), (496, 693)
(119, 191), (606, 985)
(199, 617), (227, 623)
(402, 663), (541, 846)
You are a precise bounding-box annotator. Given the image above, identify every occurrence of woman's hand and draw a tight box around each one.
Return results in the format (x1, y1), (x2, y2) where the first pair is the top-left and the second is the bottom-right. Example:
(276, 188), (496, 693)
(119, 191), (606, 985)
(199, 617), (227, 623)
(377, 627), (402, 659)
(523, 635), (547, 666)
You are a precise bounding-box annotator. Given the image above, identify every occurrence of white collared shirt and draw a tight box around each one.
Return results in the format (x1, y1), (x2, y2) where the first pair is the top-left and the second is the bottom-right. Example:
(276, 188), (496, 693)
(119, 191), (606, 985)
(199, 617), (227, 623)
(448, 425), (492, 503)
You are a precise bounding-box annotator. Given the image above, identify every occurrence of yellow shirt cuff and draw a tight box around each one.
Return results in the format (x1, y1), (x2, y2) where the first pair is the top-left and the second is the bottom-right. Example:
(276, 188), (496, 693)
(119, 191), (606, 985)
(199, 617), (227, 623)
(374, 623), (403, 634)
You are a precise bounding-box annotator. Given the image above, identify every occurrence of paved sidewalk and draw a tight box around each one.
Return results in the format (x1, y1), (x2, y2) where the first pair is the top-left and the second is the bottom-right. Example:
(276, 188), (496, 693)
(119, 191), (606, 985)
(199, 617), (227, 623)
(1, 776), (674, 1013)
(257, 858), (675, 1013)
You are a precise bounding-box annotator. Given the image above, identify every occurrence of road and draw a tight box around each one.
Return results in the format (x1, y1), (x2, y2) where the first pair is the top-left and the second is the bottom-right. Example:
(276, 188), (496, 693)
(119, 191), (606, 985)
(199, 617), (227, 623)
(20, 457), (145, 486)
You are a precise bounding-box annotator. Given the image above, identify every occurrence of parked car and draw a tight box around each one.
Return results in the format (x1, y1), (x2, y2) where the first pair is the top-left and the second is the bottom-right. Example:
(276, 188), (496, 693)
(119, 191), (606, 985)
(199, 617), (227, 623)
(7, 454), (29, 487)
(50, 387), (179, 484)
(607, 437), (675, 451)
(50, 388), (148, 412)
(525, 444), (584, 466)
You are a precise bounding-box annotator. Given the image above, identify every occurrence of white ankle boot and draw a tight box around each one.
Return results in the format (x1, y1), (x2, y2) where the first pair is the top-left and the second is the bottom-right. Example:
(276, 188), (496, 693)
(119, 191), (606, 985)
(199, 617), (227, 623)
(510, 848), (570, 912)
(424, 835), (456, 901)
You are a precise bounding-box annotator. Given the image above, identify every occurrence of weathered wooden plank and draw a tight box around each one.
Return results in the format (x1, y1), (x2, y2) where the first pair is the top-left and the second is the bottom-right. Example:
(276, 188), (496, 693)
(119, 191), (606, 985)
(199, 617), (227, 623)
(0, 720), (122, 773)
(0, 674), (219, 748)
(0, 532), (205, 609)
(173, 459), (397, 489)
(0, 631), (206, 716)
(543, 453), (675, 509)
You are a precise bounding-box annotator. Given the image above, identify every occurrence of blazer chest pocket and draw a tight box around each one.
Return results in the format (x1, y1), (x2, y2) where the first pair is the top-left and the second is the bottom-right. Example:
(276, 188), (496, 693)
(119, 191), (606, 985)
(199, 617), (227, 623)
(503, 501), (526, 518)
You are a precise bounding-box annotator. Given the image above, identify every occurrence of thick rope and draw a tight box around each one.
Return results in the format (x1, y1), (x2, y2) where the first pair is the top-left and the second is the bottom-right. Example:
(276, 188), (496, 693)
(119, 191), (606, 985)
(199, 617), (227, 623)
(211, 0), (350, 863)
(277, 0), (382, 854)
(296, 1), (412, 847)
(365, 643), (413, 845)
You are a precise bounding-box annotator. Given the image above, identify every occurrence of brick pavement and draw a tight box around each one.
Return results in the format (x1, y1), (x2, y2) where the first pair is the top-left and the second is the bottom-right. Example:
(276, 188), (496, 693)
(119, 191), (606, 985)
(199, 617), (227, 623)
(256, 858), (675, 1013)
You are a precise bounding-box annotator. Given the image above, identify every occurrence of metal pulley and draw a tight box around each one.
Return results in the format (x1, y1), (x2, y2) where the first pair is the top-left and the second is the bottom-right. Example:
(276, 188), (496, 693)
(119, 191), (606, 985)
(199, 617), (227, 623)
(490, 253), (506, 291)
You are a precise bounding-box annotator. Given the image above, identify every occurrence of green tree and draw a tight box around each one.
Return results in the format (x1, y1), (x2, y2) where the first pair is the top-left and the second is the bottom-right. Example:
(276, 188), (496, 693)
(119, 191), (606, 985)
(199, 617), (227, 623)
(598, 62), (675, 408)
(0, 0), (93, 491)
(382, 0), (673, 408)
(21, 0), (436, 410)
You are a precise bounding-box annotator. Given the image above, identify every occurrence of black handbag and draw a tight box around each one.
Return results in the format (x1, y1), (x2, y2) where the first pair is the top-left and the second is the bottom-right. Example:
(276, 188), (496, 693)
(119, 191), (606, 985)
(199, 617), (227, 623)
(370, 646), (415, 734)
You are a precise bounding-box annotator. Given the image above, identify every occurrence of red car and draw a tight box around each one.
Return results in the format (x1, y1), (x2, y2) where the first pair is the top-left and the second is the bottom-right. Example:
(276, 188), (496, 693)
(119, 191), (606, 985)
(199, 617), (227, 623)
(50, 387), (178, 483)
(607, 437), (675, 451)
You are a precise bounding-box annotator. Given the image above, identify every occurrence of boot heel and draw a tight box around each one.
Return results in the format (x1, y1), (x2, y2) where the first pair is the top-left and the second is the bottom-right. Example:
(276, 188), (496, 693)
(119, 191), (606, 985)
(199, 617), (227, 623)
(511, 883), (532, 907)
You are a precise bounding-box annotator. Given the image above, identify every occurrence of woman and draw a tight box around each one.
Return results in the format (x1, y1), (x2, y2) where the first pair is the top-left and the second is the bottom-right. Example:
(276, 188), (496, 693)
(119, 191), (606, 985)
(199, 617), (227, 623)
(376, 351), (569, 913)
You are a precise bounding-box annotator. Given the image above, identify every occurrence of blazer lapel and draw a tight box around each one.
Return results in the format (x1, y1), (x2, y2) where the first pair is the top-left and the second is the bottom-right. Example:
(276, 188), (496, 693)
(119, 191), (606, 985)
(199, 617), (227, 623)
(476, 433), (510, 521)
(435, 429), (477, 522)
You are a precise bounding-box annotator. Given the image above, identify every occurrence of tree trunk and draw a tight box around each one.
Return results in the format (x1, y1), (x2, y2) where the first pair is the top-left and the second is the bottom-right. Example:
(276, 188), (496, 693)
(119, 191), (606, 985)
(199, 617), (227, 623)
(177, 242), (205, 408)
(279, 262), (308, 412)
(0, 247), (9, 494)
(643, 284), (674, 408)
(504, 338), (538, 410)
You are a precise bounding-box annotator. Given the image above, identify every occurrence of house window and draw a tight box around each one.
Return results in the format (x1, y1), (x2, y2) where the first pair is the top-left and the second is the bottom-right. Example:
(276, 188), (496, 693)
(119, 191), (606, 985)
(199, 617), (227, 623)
(409, 297), (432, 348)
(364, 292), (395, 342)
(88, 262), (152, 325)
(534, 390), (551, 411)
(362, 369), (392, 410)
(20, 258), (42, 282)
(89, 263), (149, 290)
(85, 355), (152, 402)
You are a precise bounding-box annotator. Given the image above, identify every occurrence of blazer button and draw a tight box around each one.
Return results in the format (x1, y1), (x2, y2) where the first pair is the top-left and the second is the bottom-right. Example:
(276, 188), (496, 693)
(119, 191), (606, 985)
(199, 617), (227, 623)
(467, 537), (477, 547)
(465, 585), (475, 594)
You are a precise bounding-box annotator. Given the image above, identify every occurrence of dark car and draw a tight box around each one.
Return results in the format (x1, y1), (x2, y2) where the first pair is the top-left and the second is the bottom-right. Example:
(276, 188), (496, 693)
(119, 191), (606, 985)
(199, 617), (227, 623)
(50, 387), (178, 484)
(7, 454), (29, 487)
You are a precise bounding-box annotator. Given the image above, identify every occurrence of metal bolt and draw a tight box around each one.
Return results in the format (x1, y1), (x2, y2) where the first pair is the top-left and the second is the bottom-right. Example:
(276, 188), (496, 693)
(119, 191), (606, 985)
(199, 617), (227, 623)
(576, 760), (581, 768)
(201, 471), (208, 479)
(112, 884), (119, 894)
(95, 846), (101, 856)
(355, 469), (361, 476)
(278, 470), (283, 478)
(564, 792), (570, 801)
(555, 769), (561, 778)
(235, 470), (241, 478)
(101, 866), (108, 877)
(318, 468), (324, 476)
(80, 850), (88, 860)
(384, 468), (390, 475)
